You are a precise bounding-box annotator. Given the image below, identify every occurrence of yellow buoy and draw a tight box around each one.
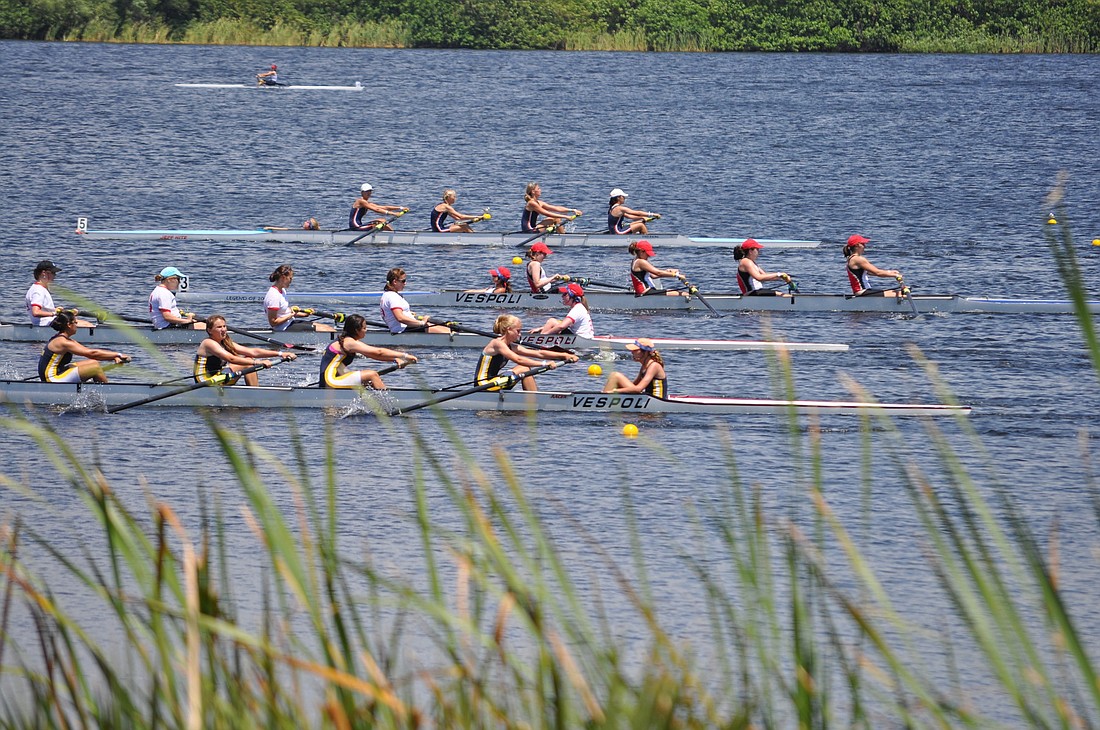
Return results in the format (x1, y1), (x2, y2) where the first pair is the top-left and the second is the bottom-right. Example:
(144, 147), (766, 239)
(1048, 216), (1058, 224)
(587, 364), (603, 377)
(1092, 239), (1100, 247)
(512, 256), (523, 265)
(622, 423), (639, 438)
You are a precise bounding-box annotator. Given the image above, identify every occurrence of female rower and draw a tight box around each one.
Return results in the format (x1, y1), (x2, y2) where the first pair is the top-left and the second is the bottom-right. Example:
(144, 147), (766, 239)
(379, 268), (452, 334)
(522, 182), (581, 233)
(531, 282), (594, 339)
(265, 265), (335, 332)
(844, 234), (903, 296)
(26, 259), (92, 327)
(608, 188), (657, 235)
(526, 242), (563, 293)
(38, 310), (131, 384)
(350, 183), (407, 232)
(602, 338), (667, 397)
(319, 314), (417, 389)
(149, 266), (200, 329)
(475, 314), (578, 391)
(628, 240), (684, 297)
(485, 266), (513, 293)
(735, 239), (792, 296)
(256, 64), (281, 86)
(194, 315), (296, 386)
(431, 189), (482, 233)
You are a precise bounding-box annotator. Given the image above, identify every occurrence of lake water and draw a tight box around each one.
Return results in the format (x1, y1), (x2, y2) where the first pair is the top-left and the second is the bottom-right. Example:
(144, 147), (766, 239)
(1, 41), (1099, 721)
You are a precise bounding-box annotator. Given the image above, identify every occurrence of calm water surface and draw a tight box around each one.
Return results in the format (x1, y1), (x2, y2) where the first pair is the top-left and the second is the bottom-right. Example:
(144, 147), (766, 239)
(1, 41), (1099, 720)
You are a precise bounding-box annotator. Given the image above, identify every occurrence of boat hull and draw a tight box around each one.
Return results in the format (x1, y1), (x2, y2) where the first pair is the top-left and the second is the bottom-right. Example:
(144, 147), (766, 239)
(177, 289), (1100, 314)
(174, 83), (364, 91)
(0, 380), (968, 416)
(0, 324), (845, 352)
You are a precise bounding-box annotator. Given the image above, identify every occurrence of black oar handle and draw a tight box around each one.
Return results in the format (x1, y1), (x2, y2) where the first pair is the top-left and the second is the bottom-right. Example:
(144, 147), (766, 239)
(107, 360), (278, 413)
(390, 362), (561, 416)
(513, 213), (580, 248)
(347, 209), (409, 246)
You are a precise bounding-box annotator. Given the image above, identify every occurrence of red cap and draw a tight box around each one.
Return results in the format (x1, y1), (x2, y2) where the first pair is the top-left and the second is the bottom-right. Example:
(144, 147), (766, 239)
(558, 282), (585, 298)
(634, 240), (655, 256)
(490, 266), (511, 280)
(271, 64), (277, 70)
(741, 238), (764, 250)
(847, 234), (870, 247)
(530, 242), (553, 255)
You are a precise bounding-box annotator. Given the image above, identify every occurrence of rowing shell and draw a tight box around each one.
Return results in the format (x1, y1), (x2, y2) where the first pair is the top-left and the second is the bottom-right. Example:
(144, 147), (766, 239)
(0, 380), (969, 416)
(0, 323), (846, 352)
(74, 219), (819, 249)
(177, 289), (1100, 315)
(175, 82), (364, 91)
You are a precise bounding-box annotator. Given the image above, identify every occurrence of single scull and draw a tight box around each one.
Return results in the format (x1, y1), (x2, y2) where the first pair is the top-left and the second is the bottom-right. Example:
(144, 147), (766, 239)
(175, 82), (364, 91)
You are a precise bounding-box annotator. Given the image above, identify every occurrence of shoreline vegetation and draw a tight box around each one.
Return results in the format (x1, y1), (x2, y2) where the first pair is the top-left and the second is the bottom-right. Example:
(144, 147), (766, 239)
(2, 0), (1097, 52)
(0, 192), (1098, 726)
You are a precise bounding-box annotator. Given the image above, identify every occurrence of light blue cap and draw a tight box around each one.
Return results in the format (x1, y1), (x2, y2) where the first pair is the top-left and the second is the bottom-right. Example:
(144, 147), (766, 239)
(159, 266), (184, 278)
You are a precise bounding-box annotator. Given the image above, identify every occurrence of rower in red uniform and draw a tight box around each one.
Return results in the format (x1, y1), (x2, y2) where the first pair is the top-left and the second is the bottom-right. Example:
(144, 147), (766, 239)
(628, 240), (685, 297)
(843, 235), (903, 296)
(735, 239), (792, 296)
(525, 242), (563, 292)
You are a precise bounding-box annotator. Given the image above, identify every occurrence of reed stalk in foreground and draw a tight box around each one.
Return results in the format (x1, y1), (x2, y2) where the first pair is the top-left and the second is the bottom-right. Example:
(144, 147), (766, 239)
(0, 196), (1097, 726)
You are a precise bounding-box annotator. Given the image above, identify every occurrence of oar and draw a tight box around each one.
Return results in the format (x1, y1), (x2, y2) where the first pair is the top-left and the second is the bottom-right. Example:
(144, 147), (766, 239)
(389, 362), (562, 416)
(78, 310), (152, 326)
(106, 360), (281, 413)
(676, 276), (722, 317)
(183, 313), (319, 352)
(513, 213), (580, 248)
(896, 277), (919, 317)
(425, 318), (573, 353)
(559, 275), (630, 291)
(299, 359), (406, 388)
(347, 209), (409, 246)
(588, 213), (662, 235)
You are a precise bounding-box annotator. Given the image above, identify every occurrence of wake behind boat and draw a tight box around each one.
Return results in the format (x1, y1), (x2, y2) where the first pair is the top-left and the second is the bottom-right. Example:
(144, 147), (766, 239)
(177, 288), (1100, 315)
(0, 379), (969, 416)
(74, 218), (820, 249)
(175, 82), (364, 91)
(0, 322), (847, 352)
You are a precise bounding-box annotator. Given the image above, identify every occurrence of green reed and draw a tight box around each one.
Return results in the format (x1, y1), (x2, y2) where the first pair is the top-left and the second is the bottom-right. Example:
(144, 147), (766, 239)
(1, 195), (1097, 726)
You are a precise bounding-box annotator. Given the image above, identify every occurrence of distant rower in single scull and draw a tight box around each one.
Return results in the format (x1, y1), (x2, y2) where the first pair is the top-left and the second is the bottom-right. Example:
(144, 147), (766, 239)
(265, 264), (335, 332)
(602, 338), (667, 397)
(735, 239), (792, 296)
(319, 313), (417, 389)
(256, 64), (283, 86)
(195, 315), (296, 386)
(628, 240), (686, 297)
(531, 282), (595, 339)
(844, 234), (903, 297)
(608, 188), (657, 235)
(475, 314), (578, 391)
(38, 310), (132, 384)
(431, 189), (482, 232)
(379, 268), (452, 334)
(350, 183), (407, 232)
(522, 182), (581, 232)
(149, 266), (201, 329)
(526, 242), (563, 292)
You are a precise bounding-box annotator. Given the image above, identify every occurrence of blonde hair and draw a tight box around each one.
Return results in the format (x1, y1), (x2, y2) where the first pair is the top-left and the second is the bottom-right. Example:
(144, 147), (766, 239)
(524, 182), (539, 202)
(442, 189), (456, 202)
(494, 314), (521, 335)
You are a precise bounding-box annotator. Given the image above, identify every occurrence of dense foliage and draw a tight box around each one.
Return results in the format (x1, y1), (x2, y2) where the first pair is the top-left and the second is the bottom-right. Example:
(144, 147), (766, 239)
(1, 0), (1097, 51)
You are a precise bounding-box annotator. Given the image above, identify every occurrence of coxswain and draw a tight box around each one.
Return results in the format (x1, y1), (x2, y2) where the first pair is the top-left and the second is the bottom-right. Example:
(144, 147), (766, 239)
(319, 314), (417, 389)
(475, 314), (577, 391)
(194, 314), (296, 386)
(265, 265), (335, 332)
(602, 338), (667, 397)
(350, 183), (407, 232)
(38, 310), (131, 384)
(844, 235), (903, 297)
(531, 282), (594, 339)
(608, 188), (657, 235)
(379, 268), (452, 334)
(149, 266), (201, 329)
(735, 239), (792, 296)
(522, 182), (581, 232)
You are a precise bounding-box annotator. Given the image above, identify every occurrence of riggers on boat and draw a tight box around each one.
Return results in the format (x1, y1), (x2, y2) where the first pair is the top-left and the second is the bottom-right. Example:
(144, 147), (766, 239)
(0, 323), (848, 352)
(174, 82), (364, 91)
(0, 379), (970, 416)
(74, 218), (820, 249)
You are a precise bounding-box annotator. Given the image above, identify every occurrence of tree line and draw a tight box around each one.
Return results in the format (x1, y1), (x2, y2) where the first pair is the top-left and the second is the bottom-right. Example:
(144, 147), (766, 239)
(2, 0), (1097, 52)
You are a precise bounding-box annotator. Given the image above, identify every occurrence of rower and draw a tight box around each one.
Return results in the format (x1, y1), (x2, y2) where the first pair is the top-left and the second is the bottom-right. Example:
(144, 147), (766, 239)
(608, 188), (657, 235)
(475, 314), (577, 392)
(602, 338), (667, 397)
(256, 64), (282, 86)
(39, 310), (132, 384)
(844, 235), (903, 297)
(319, 313), (416, 389)
(195, 314), (296, 386)
(350, 183), (406, 231)
(149, 266), (201, 329)
(525, 242), (563, 292)
(628, 240), (686, 297)
(265, 264), (335, 332)
(735, 239), (792, 296)
(431, 189), (482, 232)
(379, 268), (452, 334)
(26, 260), (93, 328)
(531, 282), (594, 339)
(522, 182), (581, 232)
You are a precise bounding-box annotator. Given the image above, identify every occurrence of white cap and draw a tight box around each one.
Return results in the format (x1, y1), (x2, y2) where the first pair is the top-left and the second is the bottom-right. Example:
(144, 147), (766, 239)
(609, 188), (627, 198)
(360, 183), (373, 192)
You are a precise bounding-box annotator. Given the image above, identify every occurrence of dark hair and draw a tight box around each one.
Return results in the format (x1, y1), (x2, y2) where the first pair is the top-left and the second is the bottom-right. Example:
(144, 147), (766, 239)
(340, 313), (367, 344)
(50, 310), (75, 332)
(205, 314), (238, 354)
(385, 268), (406, 291)
(628, 241), (649, 257)
(733, 245), (747, 260)
(269, 264), (293, 282)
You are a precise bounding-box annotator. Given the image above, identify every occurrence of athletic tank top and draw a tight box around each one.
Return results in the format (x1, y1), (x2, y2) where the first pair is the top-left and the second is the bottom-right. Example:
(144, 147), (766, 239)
(629, 262), (655, 296)
(609, 209), (629, 234)
(319, 341), (356, 388)
(38, 335), (73, 382)
(430, 208), (450, 232)
(846, 256), (871, 294)
(521, 208), (539, 232)
(193, 350), (231, 383)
